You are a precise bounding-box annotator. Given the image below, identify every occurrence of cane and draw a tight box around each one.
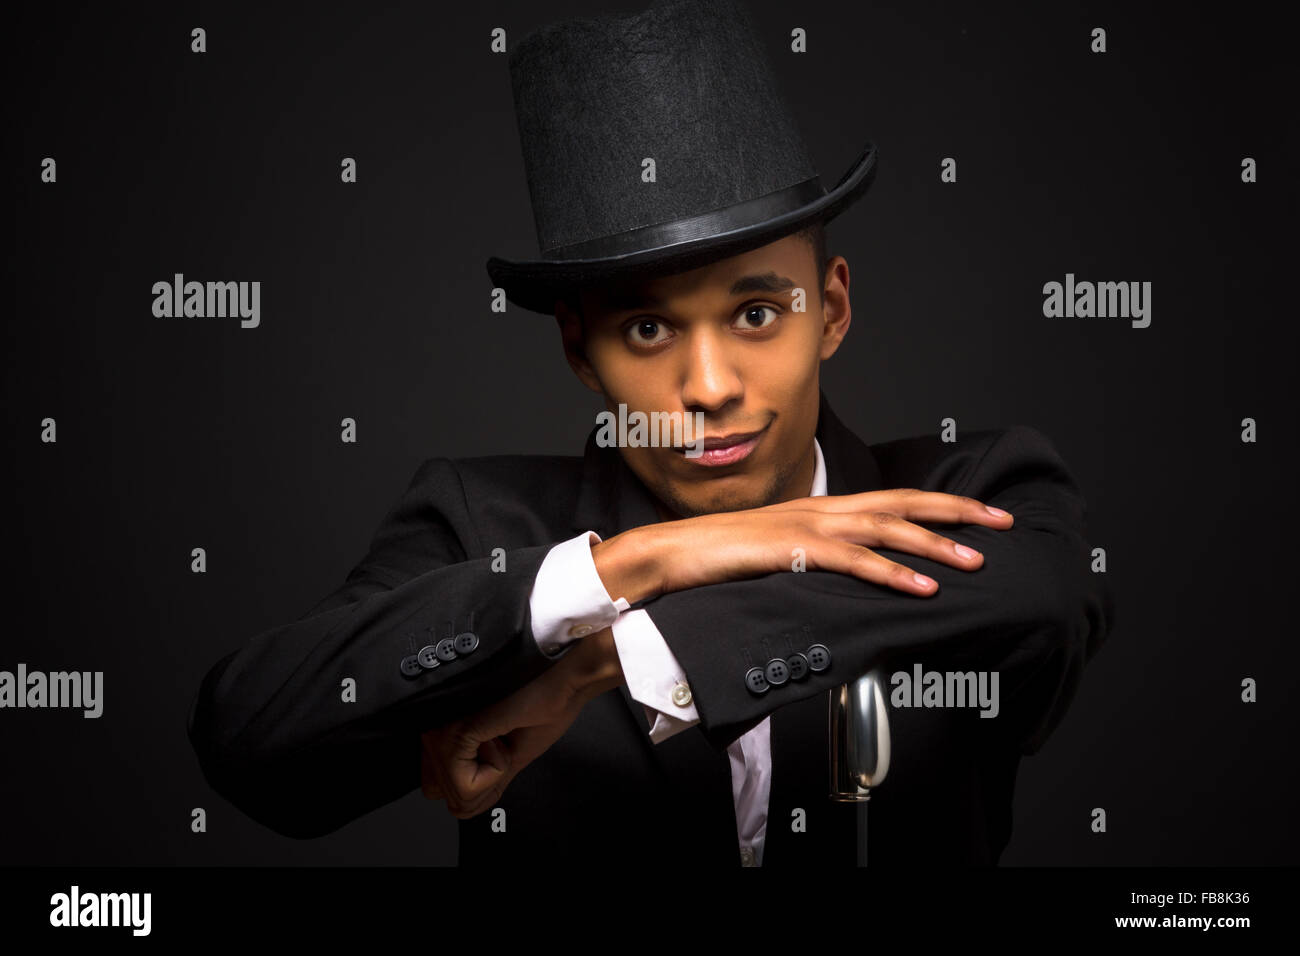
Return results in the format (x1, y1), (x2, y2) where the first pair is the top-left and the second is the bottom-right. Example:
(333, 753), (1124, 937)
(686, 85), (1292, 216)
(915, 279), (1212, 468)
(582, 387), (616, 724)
(829, 667), (891, 866)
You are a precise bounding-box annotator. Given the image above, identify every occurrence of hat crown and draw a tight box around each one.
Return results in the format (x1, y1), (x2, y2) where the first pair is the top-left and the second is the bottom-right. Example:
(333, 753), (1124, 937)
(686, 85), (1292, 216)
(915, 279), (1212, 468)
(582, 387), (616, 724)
(507, 0), (818, 258)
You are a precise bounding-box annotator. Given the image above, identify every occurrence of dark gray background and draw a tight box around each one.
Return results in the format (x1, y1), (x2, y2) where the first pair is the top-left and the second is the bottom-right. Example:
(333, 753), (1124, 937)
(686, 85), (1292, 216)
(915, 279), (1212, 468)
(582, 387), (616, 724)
(3, 0), (1293, 865)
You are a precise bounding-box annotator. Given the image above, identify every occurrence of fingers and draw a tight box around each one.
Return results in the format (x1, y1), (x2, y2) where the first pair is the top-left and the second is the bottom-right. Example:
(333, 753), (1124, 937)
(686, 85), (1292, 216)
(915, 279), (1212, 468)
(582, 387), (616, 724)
(441, 752), (509, 819)
(812, 539), (945, 595)
(795, 489), (1014, 528)
(421, 672), (588, 819)
(442, 723), (559, 819)
(809, 504), (1002, 594)
(820, 509), (987, 572)
(879, 489), (1014, 528)
(447, 777), (508, 820)
(430, 704), (586, 819)
(421, 721), (514, 815)
(779, 490), (1013, 595)
(443, 733), (534, 819)
(477, 735), (511, 775)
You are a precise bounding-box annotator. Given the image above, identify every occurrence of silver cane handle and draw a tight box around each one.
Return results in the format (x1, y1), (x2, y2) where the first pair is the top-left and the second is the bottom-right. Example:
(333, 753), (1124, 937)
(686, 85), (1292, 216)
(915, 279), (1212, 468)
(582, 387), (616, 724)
(829, 667), (891, 802)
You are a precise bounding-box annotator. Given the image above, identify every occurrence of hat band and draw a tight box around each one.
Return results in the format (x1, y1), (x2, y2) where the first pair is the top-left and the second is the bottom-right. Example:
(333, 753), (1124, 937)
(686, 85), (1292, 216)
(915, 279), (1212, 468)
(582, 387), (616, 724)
(542, 176), (827, 262)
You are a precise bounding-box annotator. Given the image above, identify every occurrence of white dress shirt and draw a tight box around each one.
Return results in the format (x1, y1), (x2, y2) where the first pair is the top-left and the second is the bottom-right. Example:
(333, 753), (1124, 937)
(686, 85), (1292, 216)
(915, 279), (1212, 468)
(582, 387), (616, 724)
(527, 438), (828, 867)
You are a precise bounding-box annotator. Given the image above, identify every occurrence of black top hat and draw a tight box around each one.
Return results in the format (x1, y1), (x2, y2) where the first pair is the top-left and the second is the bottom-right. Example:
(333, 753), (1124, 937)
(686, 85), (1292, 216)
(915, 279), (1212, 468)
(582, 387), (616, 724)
(485, 0), (878, 315)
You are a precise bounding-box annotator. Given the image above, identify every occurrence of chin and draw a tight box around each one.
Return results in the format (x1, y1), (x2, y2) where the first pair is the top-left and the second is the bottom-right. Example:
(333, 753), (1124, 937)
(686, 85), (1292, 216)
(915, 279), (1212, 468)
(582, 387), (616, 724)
(677, 484), (766, 517)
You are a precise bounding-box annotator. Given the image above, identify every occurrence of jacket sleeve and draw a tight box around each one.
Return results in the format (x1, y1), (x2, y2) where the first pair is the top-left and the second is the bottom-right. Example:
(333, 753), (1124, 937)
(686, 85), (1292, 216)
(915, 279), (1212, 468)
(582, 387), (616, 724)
(638, 425), (1117, 753)
(186, 457), (558, 838)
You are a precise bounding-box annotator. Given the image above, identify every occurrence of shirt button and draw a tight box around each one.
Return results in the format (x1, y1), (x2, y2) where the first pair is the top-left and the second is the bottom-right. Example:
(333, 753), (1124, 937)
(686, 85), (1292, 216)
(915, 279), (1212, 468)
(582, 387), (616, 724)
(568, 623), (593, 638)
(740, 847), (756, 866)
(671, 682), (692, 707)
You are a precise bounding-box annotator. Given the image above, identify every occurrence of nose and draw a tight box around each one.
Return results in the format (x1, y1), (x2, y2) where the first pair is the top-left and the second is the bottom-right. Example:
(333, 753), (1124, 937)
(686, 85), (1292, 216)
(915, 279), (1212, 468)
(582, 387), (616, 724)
(678, 325), (744, 412)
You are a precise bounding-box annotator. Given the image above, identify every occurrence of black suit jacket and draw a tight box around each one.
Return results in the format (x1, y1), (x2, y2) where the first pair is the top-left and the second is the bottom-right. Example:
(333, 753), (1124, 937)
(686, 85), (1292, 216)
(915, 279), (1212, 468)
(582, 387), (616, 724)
(187, 391), (1115, 865)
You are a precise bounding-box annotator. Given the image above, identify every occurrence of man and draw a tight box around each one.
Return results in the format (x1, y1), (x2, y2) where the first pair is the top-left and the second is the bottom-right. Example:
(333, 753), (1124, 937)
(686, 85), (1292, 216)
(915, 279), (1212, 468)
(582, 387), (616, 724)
(187, 0), (1115, 866)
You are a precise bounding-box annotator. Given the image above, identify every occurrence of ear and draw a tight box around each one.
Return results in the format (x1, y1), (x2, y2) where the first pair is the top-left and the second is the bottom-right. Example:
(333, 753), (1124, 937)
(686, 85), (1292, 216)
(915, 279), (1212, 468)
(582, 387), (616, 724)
(554, 298), (605, 394)
(818, 256), (852, 361)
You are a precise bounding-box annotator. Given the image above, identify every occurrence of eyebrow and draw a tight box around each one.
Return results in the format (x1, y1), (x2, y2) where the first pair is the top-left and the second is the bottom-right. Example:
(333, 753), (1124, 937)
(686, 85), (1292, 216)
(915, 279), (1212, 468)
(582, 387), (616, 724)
(729, 272), (797, 296)
(597, 272), (797, 314)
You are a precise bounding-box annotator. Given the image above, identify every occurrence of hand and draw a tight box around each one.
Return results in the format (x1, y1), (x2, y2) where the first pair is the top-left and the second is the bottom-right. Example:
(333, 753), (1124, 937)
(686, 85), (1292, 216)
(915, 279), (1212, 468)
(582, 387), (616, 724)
(420, 629), (623, 818)
(593, 489), (1014, 604)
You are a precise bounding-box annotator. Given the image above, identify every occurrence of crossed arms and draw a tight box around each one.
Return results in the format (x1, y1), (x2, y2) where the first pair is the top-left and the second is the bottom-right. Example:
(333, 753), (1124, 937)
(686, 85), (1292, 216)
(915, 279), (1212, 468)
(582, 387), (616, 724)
(188, 425), (1115, 836)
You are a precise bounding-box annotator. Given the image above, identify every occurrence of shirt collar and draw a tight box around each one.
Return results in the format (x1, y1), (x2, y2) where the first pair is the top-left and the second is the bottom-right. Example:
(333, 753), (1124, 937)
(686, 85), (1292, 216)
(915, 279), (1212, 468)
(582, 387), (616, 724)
(810, 437), (828, 498)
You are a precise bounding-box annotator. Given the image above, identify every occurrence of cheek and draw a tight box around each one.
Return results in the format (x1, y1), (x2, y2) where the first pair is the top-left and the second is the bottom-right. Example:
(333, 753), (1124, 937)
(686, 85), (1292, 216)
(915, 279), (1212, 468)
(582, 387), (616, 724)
(593, 358), (673, 410)
(749, 349), (817, 400)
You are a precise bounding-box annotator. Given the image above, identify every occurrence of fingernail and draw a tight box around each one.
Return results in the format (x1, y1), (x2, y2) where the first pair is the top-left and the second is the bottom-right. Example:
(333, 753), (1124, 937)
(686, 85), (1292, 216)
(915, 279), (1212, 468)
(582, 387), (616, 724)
(914, 573), (935, 588)
(985, 506), (1008, 517)
(954, 544), (977, 560)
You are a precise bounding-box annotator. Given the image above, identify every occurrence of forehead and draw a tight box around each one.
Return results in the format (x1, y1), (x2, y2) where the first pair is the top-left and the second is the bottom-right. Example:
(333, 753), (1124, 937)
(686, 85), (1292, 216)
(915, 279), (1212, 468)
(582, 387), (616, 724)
(579, 232), (812, 316)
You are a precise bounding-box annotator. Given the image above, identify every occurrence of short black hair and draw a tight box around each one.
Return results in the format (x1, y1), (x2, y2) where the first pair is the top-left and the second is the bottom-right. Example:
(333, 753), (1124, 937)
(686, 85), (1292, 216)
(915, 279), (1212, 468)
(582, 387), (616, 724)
(560, 220), (829, 318)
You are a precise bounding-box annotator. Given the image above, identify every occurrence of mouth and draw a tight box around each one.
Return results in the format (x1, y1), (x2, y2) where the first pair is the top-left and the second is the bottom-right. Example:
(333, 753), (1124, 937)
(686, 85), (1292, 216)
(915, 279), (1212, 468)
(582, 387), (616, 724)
(676, 422), (768, 467)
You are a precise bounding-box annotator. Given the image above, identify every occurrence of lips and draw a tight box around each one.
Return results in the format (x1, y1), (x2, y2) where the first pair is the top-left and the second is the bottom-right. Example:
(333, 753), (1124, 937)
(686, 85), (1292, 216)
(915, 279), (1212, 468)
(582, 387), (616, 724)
(679, 424), (767, 466)
(701, 430), (763, 449)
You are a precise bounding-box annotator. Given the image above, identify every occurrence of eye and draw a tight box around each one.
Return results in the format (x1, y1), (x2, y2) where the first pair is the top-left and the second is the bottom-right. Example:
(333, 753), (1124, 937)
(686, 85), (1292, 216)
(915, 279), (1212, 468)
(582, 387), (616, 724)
(624, 318), (672, 348)
(733, 304), (780, 331)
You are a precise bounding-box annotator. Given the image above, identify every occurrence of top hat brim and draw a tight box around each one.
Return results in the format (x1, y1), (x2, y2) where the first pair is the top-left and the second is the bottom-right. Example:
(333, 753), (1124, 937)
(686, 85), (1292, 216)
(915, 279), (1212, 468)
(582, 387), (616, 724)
(486, 141), (878, 316)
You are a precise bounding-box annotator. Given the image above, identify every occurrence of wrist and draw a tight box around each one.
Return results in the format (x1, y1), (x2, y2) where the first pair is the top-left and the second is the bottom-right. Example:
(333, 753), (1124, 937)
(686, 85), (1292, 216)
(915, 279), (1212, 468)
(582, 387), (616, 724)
(572, 627), (626, 700)
(591, 526), (665, 605)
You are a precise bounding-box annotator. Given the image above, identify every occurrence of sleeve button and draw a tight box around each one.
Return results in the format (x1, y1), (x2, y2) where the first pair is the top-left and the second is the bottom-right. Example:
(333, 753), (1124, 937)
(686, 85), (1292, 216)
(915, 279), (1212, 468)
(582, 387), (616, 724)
(764, 658), (790, 686)
(806, 644), (831, 672)
(785, 652), (810, 680)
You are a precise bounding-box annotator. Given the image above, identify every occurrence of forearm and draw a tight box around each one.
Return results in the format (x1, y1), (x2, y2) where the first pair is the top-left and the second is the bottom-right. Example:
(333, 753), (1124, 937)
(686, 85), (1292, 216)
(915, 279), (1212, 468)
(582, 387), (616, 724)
(191, 547), (556, 763)
(569, 626), (627, 701)
(187, 454), (586, 837)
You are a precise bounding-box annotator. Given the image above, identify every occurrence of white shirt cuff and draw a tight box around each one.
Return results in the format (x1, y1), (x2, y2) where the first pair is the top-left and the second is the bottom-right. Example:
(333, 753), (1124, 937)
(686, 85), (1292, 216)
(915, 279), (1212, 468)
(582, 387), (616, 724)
(611, 608), (700, 743)
(528, 531), (630, 658)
